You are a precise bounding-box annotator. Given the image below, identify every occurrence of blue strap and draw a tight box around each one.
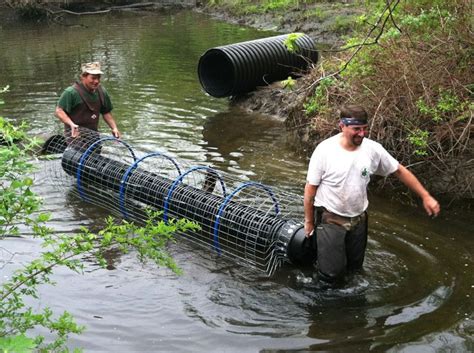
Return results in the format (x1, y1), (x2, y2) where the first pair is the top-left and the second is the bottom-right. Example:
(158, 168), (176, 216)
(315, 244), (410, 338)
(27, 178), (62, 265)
(163, 166), (226, 223)
(76, 137), (136, 201)
(119, 152), (181, 218)
(212, 182), (279, 255)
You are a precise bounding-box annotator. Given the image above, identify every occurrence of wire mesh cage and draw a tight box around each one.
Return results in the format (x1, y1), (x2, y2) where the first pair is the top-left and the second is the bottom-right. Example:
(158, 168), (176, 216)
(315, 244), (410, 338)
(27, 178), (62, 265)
(41, 128), (312, 275)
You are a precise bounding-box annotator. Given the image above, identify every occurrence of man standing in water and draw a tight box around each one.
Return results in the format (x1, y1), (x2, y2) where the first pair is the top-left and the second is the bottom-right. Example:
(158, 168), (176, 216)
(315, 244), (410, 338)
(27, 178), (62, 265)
(55, 61), (120, 139)
(304, 105), (440, 284)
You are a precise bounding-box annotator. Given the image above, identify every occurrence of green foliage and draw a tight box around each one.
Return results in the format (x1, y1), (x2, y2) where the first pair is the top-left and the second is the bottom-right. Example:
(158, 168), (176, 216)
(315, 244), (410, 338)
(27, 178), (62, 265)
(416, 89), (466, 123)
(340, 41), (376, 78)
(260, 0), (300, 11)
(283, 33), (304, 53)
(0, 89), (43, 240)
(281, 76), (296, 90)
(0, 101), (199, 351)
(303, 77), (336, 115)
(0, 334), (36, 353)
(407, 128), (429, 156)
(400, 7), (455, 31)
(207, 0), (312, 15)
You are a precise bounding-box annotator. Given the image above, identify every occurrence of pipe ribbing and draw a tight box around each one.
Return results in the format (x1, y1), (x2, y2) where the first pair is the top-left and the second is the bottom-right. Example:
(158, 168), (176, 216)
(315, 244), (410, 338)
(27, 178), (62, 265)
(198, 34), (318, 98)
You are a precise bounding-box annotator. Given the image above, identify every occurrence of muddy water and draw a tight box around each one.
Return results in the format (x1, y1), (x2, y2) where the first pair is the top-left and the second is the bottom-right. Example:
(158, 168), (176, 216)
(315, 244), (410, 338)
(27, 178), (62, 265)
(0, 9), (473, 352)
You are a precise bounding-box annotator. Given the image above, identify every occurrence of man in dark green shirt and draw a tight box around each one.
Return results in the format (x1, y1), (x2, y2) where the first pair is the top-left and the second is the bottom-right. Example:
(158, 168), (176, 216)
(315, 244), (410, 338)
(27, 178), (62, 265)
(55, 61), (121, 139)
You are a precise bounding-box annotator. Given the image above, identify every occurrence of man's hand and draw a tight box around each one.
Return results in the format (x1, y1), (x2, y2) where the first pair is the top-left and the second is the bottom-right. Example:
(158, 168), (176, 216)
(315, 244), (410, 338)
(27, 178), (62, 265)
(422, 195), (440, 217)
(304, 220), (314, 238)
(111, 128), (121, 139)
(70, 123), (79, 138)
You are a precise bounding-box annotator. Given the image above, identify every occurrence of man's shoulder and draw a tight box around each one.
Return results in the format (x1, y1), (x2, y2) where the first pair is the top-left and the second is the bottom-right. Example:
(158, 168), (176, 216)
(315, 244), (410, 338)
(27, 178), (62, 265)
(317, 133), (340, 149)
(361, 138), (394, 159)
(361, 137), (386, 151)
(62, 85), (79, 95)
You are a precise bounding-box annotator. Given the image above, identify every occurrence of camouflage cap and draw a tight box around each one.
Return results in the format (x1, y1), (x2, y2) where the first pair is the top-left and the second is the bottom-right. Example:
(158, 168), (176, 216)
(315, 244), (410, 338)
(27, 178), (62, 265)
(81, 62), (103, 75)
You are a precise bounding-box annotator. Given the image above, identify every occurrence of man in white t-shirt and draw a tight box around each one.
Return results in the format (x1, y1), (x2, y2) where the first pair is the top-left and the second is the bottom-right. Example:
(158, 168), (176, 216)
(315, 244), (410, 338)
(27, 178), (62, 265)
(304, 105), (440, 284)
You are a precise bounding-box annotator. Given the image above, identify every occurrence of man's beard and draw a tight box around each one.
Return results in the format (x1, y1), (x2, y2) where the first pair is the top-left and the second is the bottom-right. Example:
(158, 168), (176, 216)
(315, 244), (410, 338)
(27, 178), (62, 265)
(352, 136), (364, 146)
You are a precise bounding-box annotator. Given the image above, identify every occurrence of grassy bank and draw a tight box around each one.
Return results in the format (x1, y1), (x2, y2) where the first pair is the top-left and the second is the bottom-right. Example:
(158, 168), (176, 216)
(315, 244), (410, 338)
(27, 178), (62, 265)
(202, 0), (365, 40)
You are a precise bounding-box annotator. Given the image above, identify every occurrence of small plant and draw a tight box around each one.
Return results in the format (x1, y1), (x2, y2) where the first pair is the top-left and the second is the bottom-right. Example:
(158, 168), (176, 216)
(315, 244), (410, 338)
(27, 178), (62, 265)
(416, 89), (464, 123)
(283, 32), (304, 53)
(303, 77), (336, 115)
(407, 128), (430, 156)
(0, 89), (43, 240)
(281, 76), (297, 90)
(0, 334), (37, 353)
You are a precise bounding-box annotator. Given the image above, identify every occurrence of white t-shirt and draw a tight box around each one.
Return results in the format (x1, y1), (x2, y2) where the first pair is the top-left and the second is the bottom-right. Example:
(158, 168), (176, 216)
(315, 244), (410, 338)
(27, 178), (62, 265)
(306, 133), (399, 217)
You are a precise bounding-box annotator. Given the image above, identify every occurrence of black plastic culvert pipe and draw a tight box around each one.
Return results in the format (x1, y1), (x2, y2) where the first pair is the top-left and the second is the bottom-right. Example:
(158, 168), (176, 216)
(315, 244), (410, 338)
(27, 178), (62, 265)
(198, 33), (318, 98)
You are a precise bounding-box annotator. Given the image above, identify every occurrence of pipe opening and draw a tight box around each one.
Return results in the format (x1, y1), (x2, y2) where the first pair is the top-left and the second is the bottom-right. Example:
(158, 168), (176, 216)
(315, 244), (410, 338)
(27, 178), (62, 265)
(198, 49), (235, 98)
(197, 34), (318, 98)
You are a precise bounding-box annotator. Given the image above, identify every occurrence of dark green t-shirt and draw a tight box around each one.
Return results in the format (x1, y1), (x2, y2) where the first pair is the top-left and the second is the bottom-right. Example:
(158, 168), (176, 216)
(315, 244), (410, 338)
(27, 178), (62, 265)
(57, 84), (113, 115)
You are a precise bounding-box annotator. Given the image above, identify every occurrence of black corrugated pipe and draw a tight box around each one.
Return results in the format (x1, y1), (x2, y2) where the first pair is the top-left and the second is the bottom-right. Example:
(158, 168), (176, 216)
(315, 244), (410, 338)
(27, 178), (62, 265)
(198, 33), (318, 98)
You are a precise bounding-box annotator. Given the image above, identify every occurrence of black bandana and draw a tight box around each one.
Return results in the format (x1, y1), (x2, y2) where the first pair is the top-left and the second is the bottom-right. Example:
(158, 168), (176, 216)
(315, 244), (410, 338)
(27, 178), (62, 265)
(341, 117), (368, 126)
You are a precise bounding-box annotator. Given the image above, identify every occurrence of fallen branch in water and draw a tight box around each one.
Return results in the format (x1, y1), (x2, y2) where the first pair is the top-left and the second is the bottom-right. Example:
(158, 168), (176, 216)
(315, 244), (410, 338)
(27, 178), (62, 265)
(46, 2), (156, 16)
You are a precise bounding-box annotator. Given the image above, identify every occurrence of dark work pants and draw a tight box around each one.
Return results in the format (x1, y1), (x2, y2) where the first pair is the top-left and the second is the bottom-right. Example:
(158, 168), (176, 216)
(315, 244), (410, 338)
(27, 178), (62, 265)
(315, 212), (368, 281)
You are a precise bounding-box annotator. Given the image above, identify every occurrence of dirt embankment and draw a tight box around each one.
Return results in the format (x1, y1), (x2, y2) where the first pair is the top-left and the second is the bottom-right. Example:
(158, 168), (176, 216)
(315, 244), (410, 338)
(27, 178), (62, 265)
(196, 2), (362, 46)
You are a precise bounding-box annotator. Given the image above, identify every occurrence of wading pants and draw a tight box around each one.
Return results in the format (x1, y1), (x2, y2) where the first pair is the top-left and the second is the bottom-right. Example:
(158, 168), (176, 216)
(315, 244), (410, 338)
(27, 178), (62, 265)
(315, 208), (368, 282)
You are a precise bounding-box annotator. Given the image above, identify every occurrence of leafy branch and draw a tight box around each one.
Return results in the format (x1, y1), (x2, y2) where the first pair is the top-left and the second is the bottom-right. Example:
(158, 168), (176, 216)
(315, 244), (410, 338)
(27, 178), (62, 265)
(300, 0), (401, 93)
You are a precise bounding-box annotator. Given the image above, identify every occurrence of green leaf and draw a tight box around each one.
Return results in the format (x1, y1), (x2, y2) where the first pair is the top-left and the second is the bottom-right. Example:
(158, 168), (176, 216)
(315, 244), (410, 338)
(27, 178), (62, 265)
(0, 334), (36, 353)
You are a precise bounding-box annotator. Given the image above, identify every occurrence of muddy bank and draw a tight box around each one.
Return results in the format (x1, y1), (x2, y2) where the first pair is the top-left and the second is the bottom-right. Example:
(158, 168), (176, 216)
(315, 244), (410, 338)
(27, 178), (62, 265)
(196, 2), (363, 46)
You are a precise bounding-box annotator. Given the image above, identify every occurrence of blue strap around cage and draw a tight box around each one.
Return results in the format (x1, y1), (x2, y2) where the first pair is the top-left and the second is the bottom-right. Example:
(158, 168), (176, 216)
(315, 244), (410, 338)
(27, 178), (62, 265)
(163, 166), (226, 223)
(119, 152), (181, 218)
(76, 137), (136, 201)
(212, 182), (280, 255)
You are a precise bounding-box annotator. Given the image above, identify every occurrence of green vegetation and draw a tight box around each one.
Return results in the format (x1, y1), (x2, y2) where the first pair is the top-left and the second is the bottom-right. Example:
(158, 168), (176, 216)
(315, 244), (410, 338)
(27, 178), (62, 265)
(0, 89), (198, 352)
(407, 128), (429, 156)
(204, 0), (355, 18)
(283, 32), (304, 53)
(303, 77), (337, 115)
(206, 0), (308, 12)
(281, 76), (297, 90)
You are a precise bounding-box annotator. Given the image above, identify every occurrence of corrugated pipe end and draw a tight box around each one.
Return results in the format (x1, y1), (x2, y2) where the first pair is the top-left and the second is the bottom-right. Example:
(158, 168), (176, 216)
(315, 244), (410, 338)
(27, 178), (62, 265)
(198, 33), (318, 98)
(198, 48), (235, 98)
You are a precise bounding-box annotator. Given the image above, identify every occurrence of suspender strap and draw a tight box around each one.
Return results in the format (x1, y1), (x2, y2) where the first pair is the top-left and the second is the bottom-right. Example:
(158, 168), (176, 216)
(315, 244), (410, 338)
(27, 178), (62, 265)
(73, 82), (105, 112)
